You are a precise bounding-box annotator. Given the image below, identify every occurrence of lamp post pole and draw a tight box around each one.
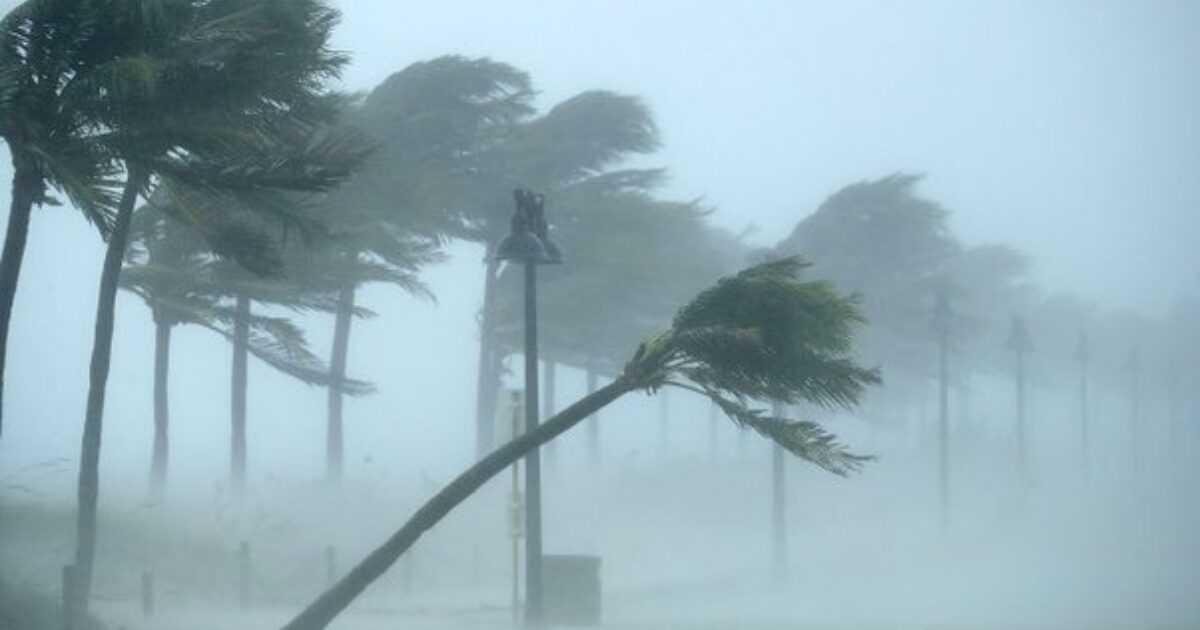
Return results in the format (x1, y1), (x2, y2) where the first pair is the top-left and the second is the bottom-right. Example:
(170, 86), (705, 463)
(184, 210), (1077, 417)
(522, 260), (543, 625)
(495, 188), (561, 628)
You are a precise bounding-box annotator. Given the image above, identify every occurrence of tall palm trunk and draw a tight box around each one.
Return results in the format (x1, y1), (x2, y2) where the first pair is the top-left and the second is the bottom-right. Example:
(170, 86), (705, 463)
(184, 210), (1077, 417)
(231, 293), (250, 494)
(74, 167), (145, 613)
(281, 377), (634, 630)
(474, 255), (500, 458)
(326, 283), (355, 483)
(1014, 349), (1028, 487)
(0, 153), (41, 436)
(937, 327), (949, 529)
(149, 317), (171, 501)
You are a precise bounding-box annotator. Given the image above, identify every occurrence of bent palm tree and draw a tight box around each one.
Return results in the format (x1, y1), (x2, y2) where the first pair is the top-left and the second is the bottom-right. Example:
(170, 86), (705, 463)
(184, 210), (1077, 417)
(281, 257), (881, 630)
(121, 194), (374, 501)
(0, 0), (124, 434)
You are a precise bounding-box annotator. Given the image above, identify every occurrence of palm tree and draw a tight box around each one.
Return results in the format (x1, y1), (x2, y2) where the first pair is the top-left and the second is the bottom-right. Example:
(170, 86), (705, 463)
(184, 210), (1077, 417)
(70, 0), (355, 614)
(0, 0), (125, 434)
(121, 192), (374, 501)
(281, 257), (881, 630)
(1006, 315), (1033, 487)
(774, 173), (961, 437)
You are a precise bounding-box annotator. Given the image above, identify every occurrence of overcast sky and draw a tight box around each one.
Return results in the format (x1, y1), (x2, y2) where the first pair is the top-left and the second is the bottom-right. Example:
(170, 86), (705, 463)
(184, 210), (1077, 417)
(1, 0), (1197, 498)
(330, 0), (1199, 313)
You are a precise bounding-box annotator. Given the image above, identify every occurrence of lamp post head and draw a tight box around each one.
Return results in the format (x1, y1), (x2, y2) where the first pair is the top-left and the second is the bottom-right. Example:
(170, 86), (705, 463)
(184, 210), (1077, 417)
(495, 188), (563, 265)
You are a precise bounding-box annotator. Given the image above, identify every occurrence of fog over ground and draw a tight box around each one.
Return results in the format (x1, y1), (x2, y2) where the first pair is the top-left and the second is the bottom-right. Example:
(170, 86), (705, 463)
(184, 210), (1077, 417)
(0, 1), (1197, 629)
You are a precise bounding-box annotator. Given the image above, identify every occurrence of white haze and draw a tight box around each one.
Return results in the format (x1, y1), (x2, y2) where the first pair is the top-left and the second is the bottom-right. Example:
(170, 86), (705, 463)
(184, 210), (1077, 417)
(1, 1), (1198, 629)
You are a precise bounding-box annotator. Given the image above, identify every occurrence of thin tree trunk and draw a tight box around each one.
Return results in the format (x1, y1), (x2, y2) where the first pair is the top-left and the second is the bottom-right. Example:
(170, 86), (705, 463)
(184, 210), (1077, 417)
(281, 378), (634, 630)
(1015, 349), (1027, 487)
(74, 167), (144, 613)
(0, 154), (40, 437)
(1080, 359), (1090, 480)
(543, 359), (556, 464)
(231, 293), (250, 495)
(326, 283), (355, 483)
(474, 255), (500, 458)
(149, 318), (171, 502)
(586, 368), (599, 464)
(658, 389), (669, 454)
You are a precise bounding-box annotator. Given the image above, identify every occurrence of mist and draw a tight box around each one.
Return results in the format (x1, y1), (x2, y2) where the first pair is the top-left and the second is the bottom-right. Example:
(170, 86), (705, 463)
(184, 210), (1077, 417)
(0, 1), (1197, 629)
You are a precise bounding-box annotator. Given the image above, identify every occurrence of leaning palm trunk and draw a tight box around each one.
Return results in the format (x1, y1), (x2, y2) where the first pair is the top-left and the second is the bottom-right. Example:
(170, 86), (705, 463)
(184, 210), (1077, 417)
(326, 283), (355, 482)
(0, 156), (40, 437)
(74, 167), (145, 613)
(473, 255), (501, 458)
(283, 377), (633, 630)
(149, 318), (171, 501)
(586, 367), (600, 462)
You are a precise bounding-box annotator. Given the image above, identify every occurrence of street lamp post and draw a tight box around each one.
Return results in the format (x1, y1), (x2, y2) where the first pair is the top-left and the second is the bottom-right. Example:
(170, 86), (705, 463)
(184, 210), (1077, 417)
(495, 189), (562, 627)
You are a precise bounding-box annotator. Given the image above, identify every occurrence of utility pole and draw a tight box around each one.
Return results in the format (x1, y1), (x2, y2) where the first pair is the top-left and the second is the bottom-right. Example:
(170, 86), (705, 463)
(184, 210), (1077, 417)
(1075, 331), (1091, 480)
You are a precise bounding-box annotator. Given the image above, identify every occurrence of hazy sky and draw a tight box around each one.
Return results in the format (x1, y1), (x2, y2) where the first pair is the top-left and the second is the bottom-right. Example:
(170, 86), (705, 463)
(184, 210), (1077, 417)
(1, 0), (1197, 500)
(330, 0), (1200, 313)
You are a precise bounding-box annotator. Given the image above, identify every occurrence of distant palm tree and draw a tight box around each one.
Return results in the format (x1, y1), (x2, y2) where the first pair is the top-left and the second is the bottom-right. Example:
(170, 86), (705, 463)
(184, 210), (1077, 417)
(281, 257), (881, 630)
(121, 193), (375, 501)
(0, 0), (125, 435)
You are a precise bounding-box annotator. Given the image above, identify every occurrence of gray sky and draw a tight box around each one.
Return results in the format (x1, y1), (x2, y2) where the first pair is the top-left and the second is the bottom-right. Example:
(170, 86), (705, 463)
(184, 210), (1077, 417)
(332, 0), (1199, 313)
(1, 0), (1197, 504)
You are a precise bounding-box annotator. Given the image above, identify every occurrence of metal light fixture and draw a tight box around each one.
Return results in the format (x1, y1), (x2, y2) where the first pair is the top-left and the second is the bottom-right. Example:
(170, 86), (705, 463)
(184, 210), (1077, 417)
(496, 189), (562, 265)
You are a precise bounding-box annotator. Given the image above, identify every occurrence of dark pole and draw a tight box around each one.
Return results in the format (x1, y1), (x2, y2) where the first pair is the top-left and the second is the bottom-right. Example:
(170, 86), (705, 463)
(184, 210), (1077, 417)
(1076, 332), (1091, 480)
(523, 261), (543, 626)
(1007, 316), (1032, 489)
(1127, 348), (1142, 474)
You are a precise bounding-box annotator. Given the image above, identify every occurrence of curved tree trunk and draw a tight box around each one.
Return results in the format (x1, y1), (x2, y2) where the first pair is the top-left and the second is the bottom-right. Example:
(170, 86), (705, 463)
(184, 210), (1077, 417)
(326, 283), (355, 483)
(0, 153), (40, 437)
(149, 318), (171, 502)
(74, 167), (144, 613)
(281, 377), (634, 630)
(474, 255), (500, 458)
(231, 294), (250, 495)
